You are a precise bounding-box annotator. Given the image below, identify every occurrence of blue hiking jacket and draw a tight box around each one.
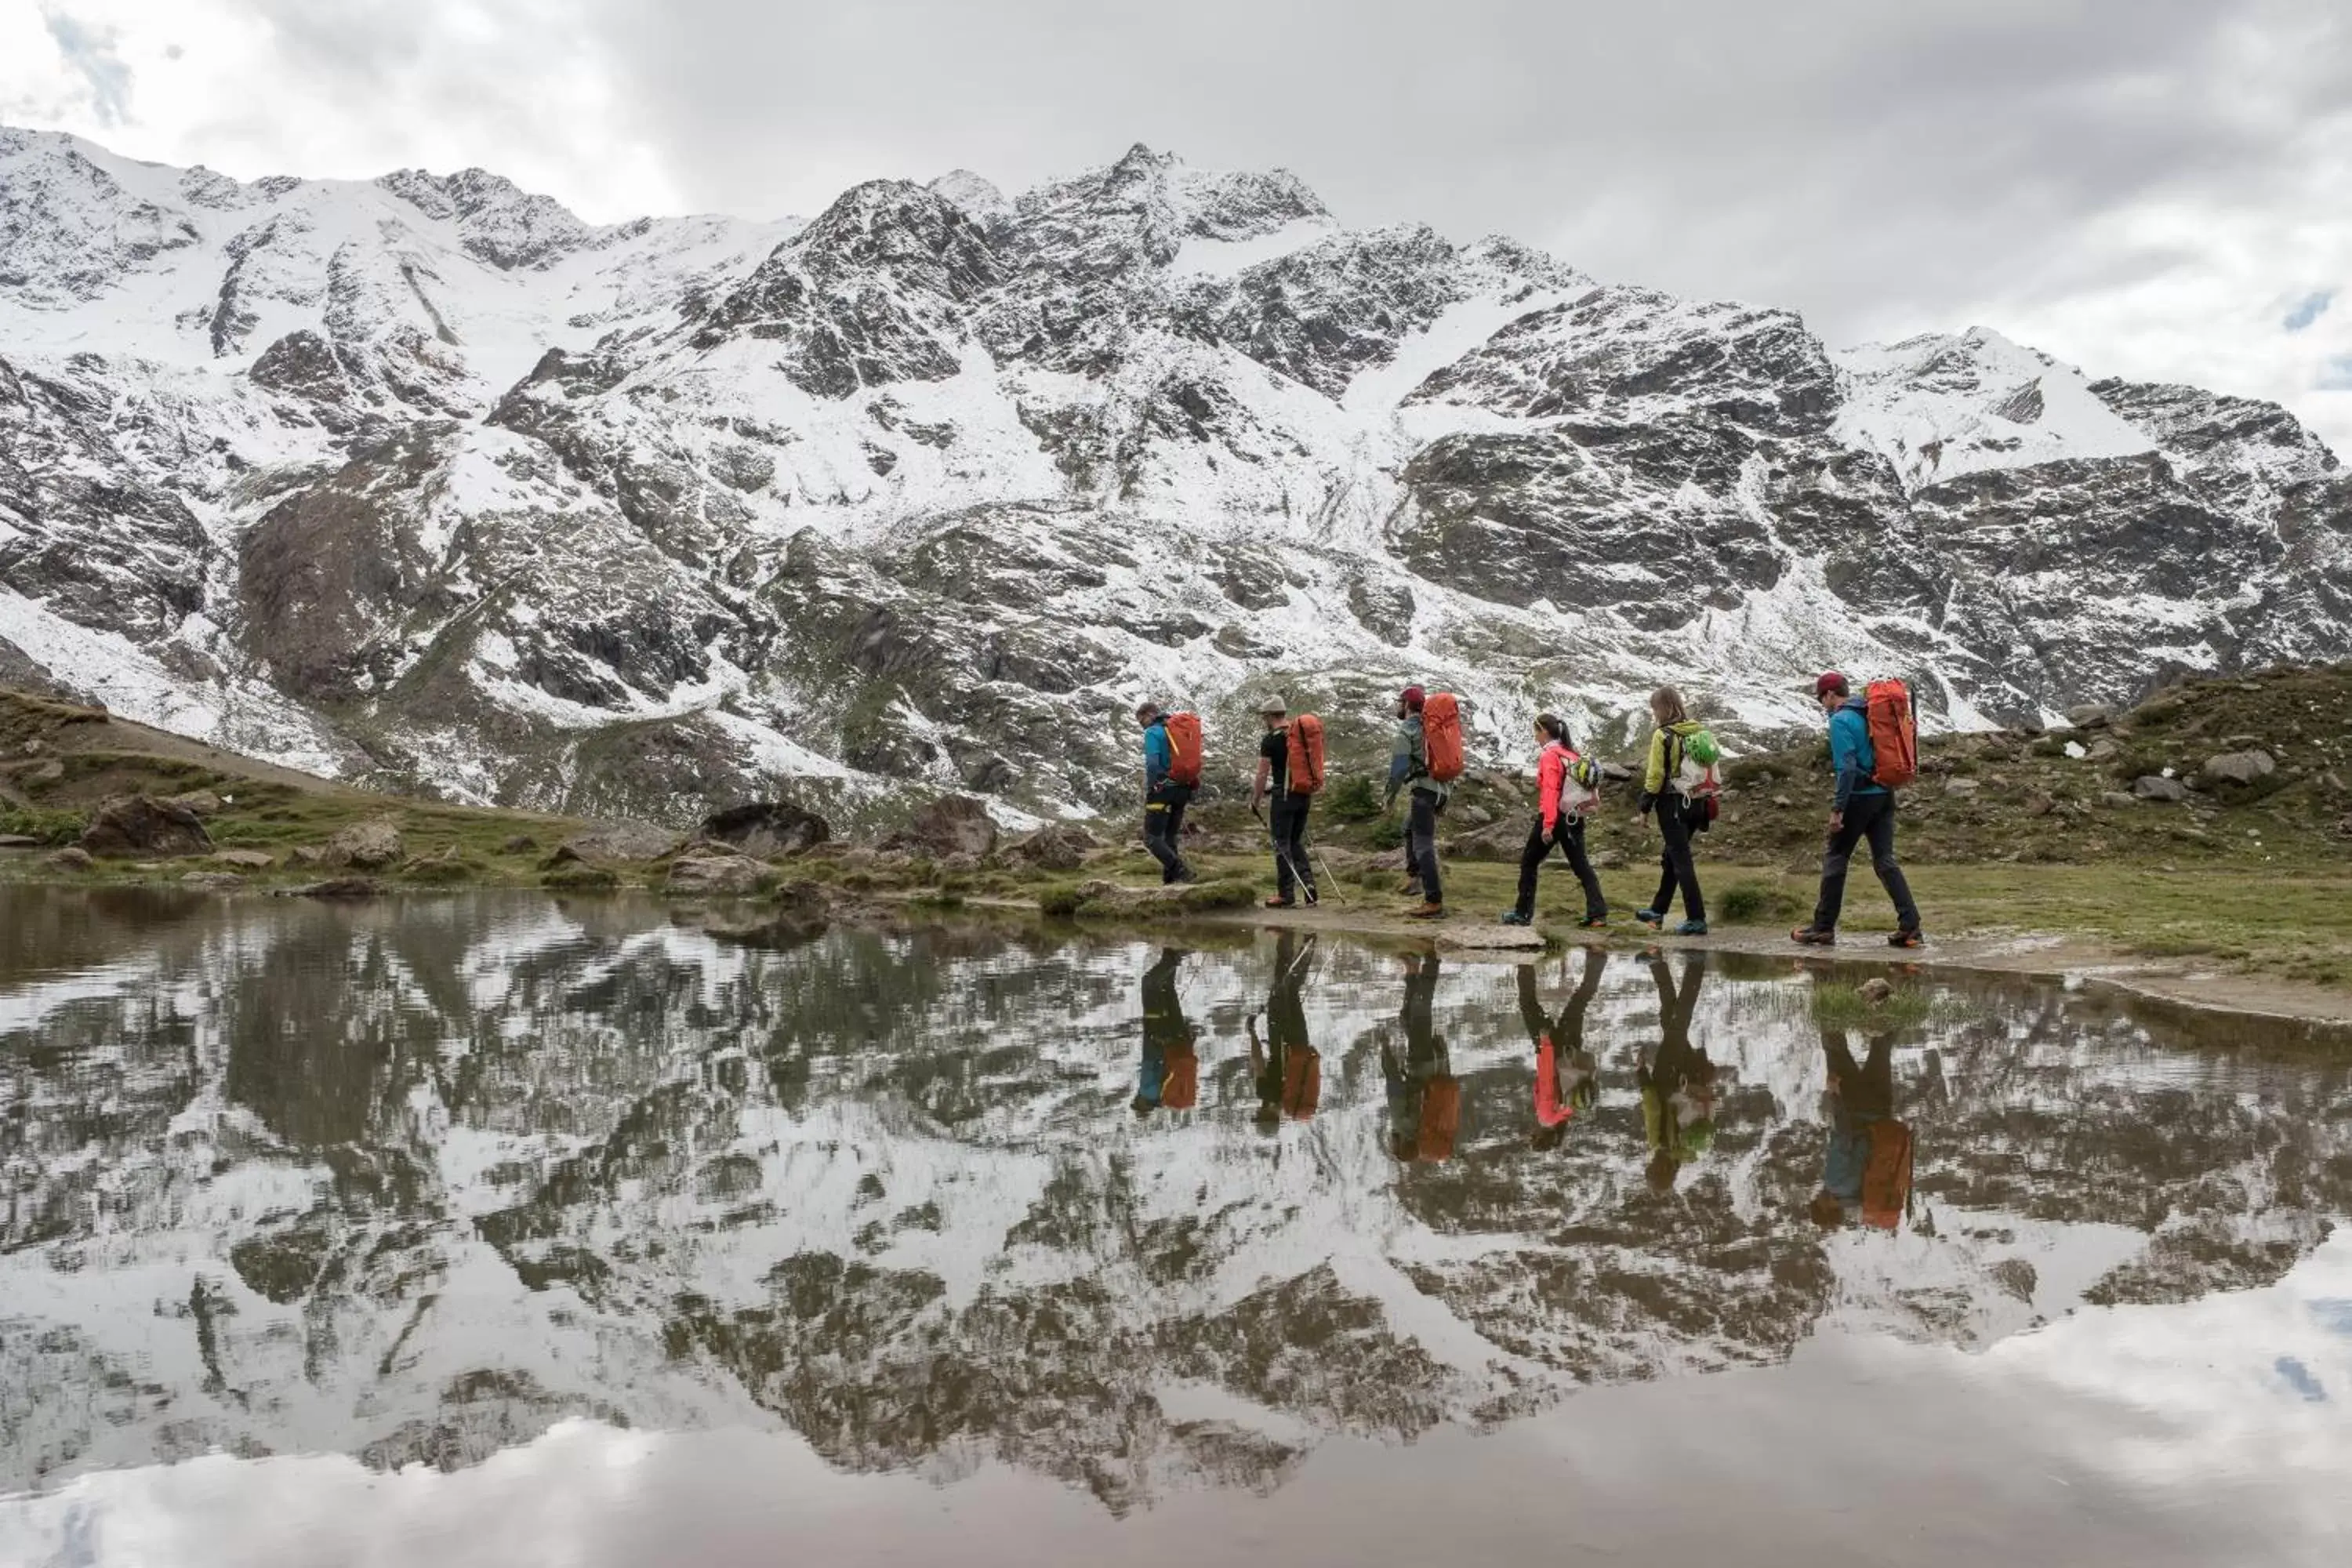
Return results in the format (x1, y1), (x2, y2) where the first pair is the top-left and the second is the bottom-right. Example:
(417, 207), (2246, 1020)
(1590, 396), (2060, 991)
(1142, 718), (1172, 790)
(1829, 698), (1885, 812)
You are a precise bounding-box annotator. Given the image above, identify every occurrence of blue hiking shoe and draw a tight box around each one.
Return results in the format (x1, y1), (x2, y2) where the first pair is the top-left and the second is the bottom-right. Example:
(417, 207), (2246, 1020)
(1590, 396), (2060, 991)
(1635, 909), (1664, 929)
(1675, 919), (1710, 936)
(1498, 909), (1532, 927)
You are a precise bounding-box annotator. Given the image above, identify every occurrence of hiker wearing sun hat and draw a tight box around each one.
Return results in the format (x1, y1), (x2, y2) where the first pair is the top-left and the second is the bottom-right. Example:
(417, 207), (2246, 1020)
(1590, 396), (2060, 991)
(1250, 695), (1319, 908)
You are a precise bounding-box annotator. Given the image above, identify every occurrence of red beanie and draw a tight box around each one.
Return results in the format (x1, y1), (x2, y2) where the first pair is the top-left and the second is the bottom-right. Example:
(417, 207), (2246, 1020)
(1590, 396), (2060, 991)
(1400, 684), (1426, 711)
(1815, 671), (1849, 699)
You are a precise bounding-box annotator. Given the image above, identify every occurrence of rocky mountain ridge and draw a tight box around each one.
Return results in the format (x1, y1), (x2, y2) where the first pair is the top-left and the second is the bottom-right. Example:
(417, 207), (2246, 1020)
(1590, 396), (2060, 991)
(3, 125), (2349, 823)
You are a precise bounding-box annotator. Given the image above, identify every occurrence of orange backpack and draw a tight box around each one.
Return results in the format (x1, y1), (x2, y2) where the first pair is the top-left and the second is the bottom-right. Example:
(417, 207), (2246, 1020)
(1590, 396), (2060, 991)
(1162, 1044), (1200, 1111)
(1416, 1075), (1462, 1161)
(1421, 693), (1465, 784)
(1865, 679), (1918, 790)
(1163, 712), (1203, 788)
(1285, 714), (1326, 795)
(1860, 1117), (1914, 1231)
(1283, 1047), (1322, 1120)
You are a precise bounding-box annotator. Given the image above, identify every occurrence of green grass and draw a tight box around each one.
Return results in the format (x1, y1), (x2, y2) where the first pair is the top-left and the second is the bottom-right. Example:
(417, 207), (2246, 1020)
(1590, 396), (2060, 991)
(0, 805), (86, 846)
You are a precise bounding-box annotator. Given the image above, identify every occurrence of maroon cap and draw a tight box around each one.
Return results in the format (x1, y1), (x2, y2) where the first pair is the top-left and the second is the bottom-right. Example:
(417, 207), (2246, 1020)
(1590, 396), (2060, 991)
(1400, 684), (1426, 711)
(1815, 671), (1849, 699)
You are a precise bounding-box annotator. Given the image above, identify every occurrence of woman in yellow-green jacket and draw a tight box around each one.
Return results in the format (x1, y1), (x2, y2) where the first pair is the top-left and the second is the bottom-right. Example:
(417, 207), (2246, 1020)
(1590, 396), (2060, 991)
(1635, 686), (1711, 935)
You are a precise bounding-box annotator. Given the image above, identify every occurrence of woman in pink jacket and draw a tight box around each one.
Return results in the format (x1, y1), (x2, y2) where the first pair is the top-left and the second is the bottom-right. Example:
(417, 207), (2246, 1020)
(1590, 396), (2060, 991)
(1501, 713), (1609, 928)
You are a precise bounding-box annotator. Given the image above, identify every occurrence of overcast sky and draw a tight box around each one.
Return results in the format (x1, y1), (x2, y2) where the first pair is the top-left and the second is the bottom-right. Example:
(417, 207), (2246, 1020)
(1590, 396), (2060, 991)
(7, 0), (2352, 448)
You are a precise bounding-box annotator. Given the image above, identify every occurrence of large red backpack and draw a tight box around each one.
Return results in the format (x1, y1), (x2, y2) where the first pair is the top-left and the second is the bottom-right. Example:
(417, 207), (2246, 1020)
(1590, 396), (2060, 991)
(1416, 1076), (1462, 1161)
(1283, 1047), (1322, 1120)
(1163, 712), (1203, 787)
(1865, 680), (1918, 790)
(1861, 1117), (1915, 1232)
(1421, 693), (1465, 784)
(1162, 1044), (1200, 1111)
(1286, 714), (1326, 795)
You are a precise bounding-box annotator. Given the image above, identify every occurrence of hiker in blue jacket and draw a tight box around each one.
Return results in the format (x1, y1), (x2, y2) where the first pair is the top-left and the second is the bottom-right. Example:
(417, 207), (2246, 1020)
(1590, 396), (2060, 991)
(1135, 702), (1192, 886)
(1791, 673), (1923, 948)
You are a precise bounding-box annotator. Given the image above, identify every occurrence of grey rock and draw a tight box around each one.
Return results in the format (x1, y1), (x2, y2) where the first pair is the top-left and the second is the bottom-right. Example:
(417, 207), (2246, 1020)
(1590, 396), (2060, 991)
(665, 854), (768, 897)
(880, 794), (998, 861)
(326, 818), (403, 870)
(563, 820), (691, 862)
(180, 872), (244, 891)
(2065, 704), (2114, 729)
(45, 846), (95, 870)
(1006, 822), (1098, 872)
(2132, 775), (2190, 802)
(78, 796), (213, 858)
(2101, 792), (2142, 810)
(212, 849), (276, 869)
(1944, 777), (1982, 797)
(2201, 750), (2276, 786)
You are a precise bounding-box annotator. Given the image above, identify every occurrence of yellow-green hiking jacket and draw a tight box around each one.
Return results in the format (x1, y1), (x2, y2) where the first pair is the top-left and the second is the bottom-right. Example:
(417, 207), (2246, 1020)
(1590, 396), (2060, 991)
(1642, 720), (1706, 796)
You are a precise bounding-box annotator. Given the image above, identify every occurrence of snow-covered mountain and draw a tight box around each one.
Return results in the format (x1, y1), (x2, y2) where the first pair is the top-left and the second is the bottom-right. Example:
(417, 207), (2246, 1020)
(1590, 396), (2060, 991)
(5, 901), (2344, 1503)
(4, 126), (2348, 818)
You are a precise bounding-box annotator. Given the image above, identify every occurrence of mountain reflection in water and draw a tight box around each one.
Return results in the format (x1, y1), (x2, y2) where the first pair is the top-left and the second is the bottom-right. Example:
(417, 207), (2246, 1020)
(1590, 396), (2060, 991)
(2, 887), (2348, 1559)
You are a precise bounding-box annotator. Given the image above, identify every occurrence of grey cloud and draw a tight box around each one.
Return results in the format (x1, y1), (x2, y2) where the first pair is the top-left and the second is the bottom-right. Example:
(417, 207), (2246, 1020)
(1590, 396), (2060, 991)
(42, 7), (133, 127)
(2285, 292), (2333, 332)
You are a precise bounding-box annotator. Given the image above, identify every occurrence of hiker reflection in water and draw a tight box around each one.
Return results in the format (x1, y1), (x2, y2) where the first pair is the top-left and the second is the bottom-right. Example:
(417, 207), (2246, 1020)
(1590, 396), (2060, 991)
(1383, 951), (1461, 1161)
(1249, 931), (1322, 1131)
(1133, 947), (1198, 1117)
(1637, 951), (1718, 1190)
(1811, 1026), (1914, 1231)
(1522, 948), (1606, 1151)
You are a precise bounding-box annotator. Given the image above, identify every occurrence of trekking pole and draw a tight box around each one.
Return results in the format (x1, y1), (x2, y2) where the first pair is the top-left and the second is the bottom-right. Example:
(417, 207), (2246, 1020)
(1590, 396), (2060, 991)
(1253, 800), (1319, 909)
(1308, 844), (1347, 908)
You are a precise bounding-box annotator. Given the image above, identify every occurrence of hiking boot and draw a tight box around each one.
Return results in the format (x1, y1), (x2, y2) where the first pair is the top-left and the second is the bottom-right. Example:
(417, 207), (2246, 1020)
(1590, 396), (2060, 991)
(1675, 919), (1709, 936)
(1498, 909), (1532, 927)
(1888, 929), (1926, 949)
(1406, 902), (1446, 920)
(1174, 868), (1200, 886)
(1635, 909), (1664, 929)
(1264, 895), (1295, 909)
(1790, 925), (1837, 946)
(1301, 886), (1319, 907)
(1398, 880), (1425, 898)
(1576, 913), (1610, 930)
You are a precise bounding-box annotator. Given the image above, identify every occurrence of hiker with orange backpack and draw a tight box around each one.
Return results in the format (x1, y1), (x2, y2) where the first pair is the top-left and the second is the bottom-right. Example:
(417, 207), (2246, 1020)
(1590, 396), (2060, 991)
(1501, 713), (1608, 929)
(1248, 931), (1321, 1130)
(1521, 948), (1606, 1151)
(1251, 699), (1321, 908)
(1135, 701), (1198, 886)
(1808, 1023), (1913, 1231)
(1635, 685), (1714, 936)
(1382, 950), (1460, 1160)
(1790, 673), (1924, 949)
(1384, 685), (1458, 920)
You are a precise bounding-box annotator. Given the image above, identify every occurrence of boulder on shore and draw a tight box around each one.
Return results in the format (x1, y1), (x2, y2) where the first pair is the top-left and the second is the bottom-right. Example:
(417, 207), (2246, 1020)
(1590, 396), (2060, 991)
(1006, 822), (1098, 872)
(2064, 704), (2114, 730)
(326, 818), (403, 869)
(561, 820), (689, 863)
(700, 800), (829, 858)
(2132, 775), (2189, 803)
(666, 853), (768, 897)
(78, 796), (213, 858)
(880, 794), (997, 861)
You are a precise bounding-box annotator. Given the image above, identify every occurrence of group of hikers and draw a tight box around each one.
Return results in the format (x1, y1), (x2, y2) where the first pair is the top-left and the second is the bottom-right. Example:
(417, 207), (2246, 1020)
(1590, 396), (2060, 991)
(1136, 670), (1926, 948)
(1132, 939), (1915, 1225)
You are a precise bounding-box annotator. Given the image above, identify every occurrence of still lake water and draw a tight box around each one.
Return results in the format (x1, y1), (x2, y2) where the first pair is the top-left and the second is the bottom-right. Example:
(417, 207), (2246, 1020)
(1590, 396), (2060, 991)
(0, 886), (2347, 1566)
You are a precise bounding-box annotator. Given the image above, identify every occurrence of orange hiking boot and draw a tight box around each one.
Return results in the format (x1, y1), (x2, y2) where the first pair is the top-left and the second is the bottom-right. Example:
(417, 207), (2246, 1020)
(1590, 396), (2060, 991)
(1406, 902), (1446, 920)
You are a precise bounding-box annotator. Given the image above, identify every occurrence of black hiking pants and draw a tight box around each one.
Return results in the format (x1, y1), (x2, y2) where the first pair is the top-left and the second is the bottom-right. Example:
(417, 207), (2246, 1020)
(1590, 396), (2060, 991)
(1650, 799), (1707, 923)
(1269, 793), (1315, 901)
(1515, 815), (1606, 920)
(1407, 789), (1443, 906)
(1811, 791), (1920, 933)
(1145, 783), (1193, 884)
